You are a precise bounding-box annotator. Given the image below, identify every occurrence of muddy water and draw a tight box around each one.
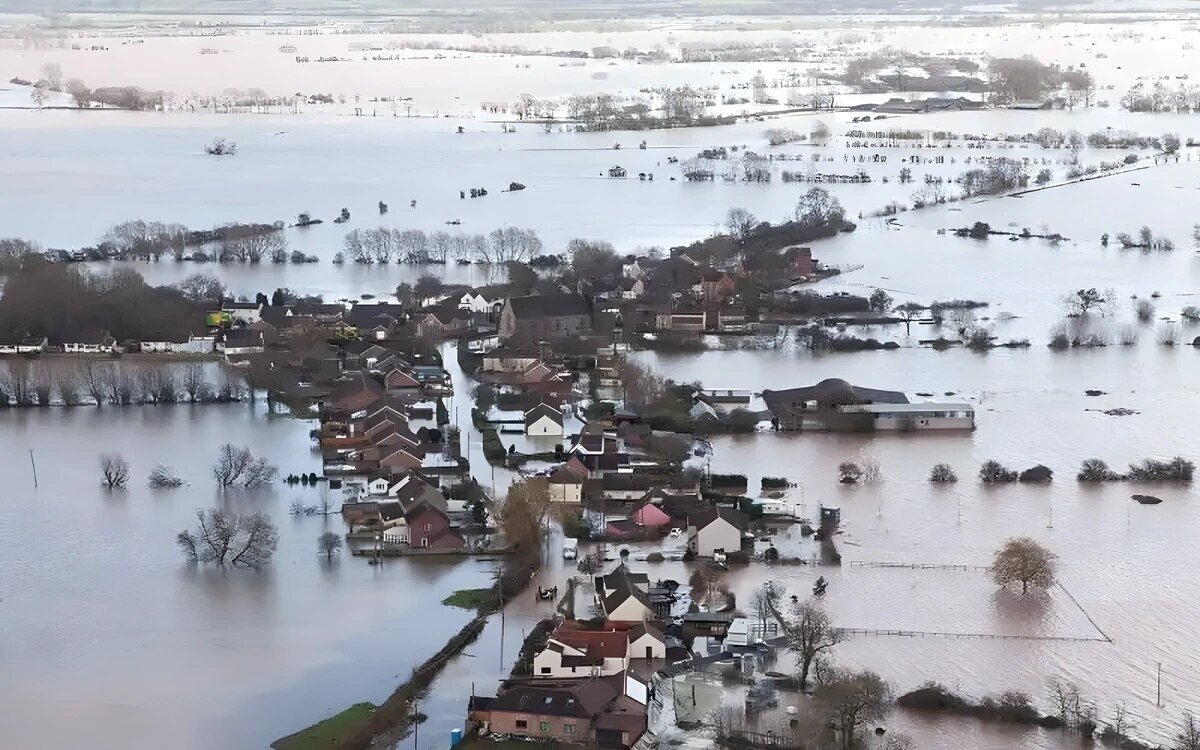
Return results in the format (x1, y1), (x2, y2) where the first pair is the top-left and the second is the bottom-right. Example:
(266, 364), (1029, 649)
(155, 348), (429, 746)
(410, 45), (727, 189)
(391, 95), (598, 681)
(0, 403), (501, 750)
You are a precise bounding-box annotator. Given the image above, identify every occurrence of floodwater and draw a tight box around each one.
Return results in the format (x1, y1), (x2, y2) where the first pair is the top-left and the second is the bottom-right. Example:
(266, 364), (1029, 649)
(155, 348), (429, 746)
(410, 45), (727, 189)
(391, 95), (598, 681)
(0, 403), (500, 750)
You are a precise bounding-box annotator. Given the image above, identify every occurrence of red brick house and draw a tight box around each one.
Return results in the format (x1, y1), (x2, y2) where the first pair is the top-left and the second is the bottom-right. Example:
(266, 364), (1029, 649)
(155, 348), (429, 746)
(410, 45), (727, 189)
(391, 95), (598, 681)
(699, 270), (735, 303)
(401, 504), (464, 549)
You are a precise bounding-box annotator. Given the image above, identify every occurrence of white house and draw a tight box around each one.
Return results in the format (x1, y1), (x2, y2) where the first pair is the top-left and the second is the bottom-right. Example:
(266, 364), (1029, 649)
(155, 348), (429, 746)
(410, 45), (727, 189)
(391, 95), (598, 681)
(532, 634), (627, 679)
(222, 302), (262, 325)
(63, 330), (117, 354)
(0, 336), (47, 354)
(627, 623), (666, 661)
(547, 465), (584, 503)
(218, 330), (265, 356)
(525, 402), (564, 436)
(687, 507), (747, 558)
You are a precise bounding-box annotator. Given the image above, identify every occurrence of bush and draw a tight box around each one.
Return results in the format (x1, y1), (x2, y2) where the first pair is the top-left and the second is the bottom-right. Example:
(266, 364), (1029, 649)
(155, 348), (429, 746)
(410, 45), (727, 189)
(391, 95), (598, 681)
(979, 459), (1018, 483)
(726, 408), (760, 433)
(1077, 458), (1122, 482)
(839, 461), (863, 483)
(1048, 333), (1070, 350)
(1126, 456), (1194, 482)
(761, 476), (790, 489)
(929, 463), (958, 483)
(1136, 299), (1155, 322)
(1182, 306), (1200, 322)
(1018, 465), (1053, 483)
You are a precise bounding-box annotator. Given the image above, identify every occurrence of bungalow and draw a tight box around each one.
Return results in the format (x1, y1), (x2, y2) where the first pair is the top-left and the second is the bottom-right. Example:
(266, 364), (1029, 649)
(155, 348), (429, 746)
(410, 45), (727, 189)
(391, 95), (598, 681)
(418, 303), (471, 339)
(525, 402), (565, 436)
(598, 473), (654, 502)
(499, 294), (592, 343)
(62, 329), (117, 354)
(687, 506), (747, 558)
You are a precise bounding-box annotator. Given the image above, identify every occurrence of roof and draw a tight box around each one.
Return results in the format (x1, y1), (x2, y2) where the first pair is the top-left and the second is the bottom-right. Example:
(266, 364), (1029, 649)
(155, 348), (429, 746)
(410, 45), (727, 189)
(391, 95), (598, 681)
(489, 679), (618, 718)
(549, 465), (585, 484)
(525, 402), (564, 426)
(506, 293), (591, 320)
(551, 628), (629, 659)
(688, 506), (747, 532)
(761, 378), (908, 408)
(330, 371), (385, 406)
(628, 623), (664, 644)
(841, 402), (973, 413)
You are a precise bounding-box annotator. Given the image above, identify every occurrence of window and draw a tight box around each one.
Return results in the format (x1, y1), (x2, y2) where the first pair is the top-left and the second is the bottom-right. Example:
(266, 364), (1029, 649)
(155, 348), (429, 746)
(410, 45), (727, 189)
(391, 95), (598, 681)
(424, 523), (432, 532)
(515, 720), (528, 729)
(539, 722), (551, 732)
(564, 724), (576, 734)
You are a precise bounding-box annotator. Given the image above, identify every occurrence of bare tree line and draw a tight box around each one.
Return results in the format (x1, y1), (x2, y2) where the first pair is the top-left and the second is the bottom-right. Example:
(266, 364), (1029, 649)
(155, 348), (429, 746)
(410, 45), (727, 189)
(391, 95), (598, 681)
(0, 360), (246, 407)
(337, 226), (543, 265)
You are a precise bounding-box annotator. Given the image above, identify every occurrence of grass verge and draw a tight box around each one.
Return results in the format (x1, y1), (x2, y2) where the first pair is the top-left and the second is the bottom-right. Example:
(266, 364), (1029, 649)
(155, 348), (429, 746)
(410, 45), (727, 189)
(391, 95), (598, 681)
(270, 702), (376, 750)
(441, 588), (494, 610)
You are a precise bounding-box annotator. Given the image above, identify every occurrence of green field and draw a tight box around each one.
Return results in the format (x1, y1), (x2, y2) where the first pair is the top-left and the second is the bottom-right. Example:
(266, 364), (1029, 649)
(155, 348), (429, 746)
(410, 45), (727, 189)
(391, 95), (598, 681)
(271, 702), (376, 750)
(442, 588), (494, 610)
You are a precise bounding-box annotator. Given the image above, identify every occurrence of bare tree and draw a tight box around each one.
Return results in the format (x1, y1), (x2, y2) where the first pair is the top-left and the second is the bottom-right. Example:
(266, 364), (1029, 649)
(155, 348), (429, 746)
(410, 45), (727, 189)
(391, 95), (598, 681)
(1176, 711), (1200, 750)
(100, 454), (131, 490)
(992, 537), (1056, 594)
(212, 444), (278, 488)
(618, 360), (665, 412)
(77, 359), (111, 406)
(176, 508), (278, 567)
(568, 239), (621, 278)
(148, 464), (184, 488)
(318, 531), (343, 560)
(181, 363), (210, 402)
(815, 668), (892, 750)
(724, 207), (758, 243)
(777, 598), (845, 690)
(66, 78), (91, 108)
(1104, 701), (1133, 745)
(177, 273), (227, 303)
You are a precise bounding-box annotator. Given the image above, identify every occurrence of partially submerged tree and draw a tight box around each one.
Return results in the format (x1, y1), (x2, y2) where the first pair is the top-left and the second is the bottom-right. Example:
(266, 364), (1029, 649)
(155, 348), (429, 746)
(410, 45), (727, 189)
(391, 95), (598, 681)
(929, 463), (958, 483)
(815, 668), (893, 750)
(1077, 458), (1121, 482)
(838, 461), (863, 484)
(1064, 287), (1113, 317)
(991, 537), (1056, 594)
(176, 509), (278, 567)
(894, 302), (924, 334)
(979, 459), (1018, 483)
(868, 288), (893, 313)
(1176, 711), (1200, 750)
(496, 479), (551, 558)
(318, 531), (343, 561)
(212, 444), (278, 488)
(776, 597), (844, 690)
(148, 464), (184, 488)
(100, 454), (130, 490)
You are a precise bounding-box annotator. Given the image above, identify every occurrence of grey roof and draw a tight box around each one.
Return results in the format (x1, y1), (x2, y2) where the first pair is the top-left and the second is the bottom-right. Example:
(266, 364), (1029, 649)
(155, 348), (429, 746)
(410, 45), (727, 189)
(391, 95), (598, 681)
(507, 293), (591, 320)
(525, 402), (564, 426)
(762, 378), (908, 408)
(688, 506), (747, 532)
(490, 680), (618, 718)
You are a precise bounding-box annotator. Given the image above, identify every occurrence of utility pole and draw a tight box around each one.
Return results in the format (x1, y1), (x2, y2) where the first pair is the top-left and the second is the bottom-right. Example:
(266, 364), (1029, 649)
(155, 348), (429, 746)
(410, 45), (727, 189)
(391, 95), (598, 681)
(498, 565), (505, 673)
(29, 449), (37, 488)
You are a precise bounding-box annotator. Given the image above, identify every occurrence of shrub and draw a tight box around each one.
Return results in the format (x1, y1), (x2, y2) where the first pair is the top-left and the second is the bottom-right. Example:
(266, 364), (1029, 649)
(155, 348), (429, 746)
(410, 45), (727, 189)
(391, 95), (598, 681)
(839, 461), (863, 483)
(979, 459), (1018, 483)
(761, 476), (790, 489)
(1182, 306), (1200, 322)
(1077, 458), (1122, 482)
(1126, 457), (1194, 482)
(1136, 299), (1155, 322)
(1048, 333), (1070, 350)
(1018, 464), (1053, 483)
(929, 463), (958, 483)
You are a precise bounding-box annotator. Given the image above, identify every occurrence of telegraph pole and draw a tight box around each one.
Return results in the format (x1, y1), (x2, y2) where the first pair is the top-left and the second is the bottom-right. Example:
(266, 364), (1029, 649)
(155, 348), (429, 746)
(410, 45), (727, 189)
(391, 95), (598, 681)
(29, 449), (37, 488)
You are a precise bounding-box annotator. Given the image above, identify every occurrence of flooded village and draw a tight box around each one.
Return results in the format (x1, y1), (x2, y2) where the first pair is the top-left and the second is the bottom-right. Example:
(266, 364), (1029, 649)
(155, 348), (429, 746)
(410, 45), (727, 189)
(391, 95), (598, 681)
(3, 3), (1200, 750)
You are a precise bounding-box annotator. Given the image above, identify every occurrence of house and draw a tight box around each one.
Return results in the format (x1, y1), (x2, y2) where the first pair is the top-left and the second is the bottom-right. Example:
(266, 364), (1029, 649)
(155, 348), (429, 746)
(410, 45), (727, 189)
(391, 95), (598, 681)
(62, 329), (117, 354)
(699, 270), (735, 303)
(290, 302), (345, 326)
(499, 294), (592, 343)
(382, 502), (464, 549)
(716, 308), (749, 333)
(761, 378), (908, 431)
(596, 567), (655, 623)
(629, 500), (672, 529)
(11, 335), (47, 354)
(525, 402), (565, 436)
(547, 459), (588, 504)
(260, 306), (315, 341)
(482, 345), (541, 373)
(384, 367), (422, 398)
(626, 623), (666, 661)
(222, 301), (262, 325)
(329, 371), (385, 414)
(789, 247), (814, 279)
(653, 308), (707, 333)
(598, 473), (654, 502)
(218, 329), (265, 356)
(471, 678), (645, 747)
(458, 286), (509, 321)
(687, 506), (747, 558)
(838, 402), (975, 431)
(534, 628), (629, 678)
(608, 165), (627, 178)
(418, 302), (471, 338)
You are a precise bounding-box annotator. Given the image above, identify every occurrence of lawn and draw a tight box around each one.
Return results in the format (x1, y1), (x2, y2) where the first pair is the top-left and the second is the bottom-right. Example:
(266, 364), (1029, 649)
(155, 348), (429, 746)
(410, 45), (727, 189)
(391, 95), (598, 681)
(271, 702), (376, 750)
(442, 588), (494, 610)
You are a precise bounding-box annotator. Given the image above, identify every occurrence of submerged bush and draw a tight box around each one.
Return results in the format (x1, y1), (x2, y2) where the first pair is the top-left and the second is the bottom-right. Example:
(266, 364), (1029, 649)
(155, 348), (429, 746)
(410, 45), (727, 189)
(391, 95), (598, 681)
(1077, 458), (1121, 482)
(1018, 465), (1054, 483)
(1126, 457), (1194, 482)
(929, 463), (958, 483)
(979, 459), (1019, 483)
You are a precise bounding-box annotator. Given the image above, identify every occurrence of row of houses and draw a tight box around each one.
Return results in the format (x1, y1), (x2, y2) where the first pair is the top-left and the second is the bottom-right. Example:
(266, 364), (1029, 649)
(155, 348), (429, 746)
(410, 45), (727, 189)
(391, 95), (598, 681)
(340, 471), (466, 550)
